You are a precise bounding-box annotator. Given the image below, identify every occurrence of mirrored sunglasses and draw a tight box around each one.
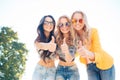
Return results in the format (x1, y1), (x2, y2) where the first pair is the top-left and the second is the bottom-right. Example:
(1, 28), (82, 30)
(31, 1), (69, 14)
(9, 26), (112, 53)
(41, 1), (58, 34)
(44, 21), (54, 26)
(72, 19), (83, 24)
(58, 22), (70, 28)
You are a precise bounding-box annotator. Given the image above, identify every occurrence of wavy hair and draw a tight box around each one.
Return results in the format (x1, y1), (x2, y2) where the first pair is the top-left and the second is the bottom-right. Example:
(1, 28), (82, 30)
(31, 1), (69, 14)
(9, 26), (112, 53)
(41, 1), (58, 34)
(56, 15), (74, 47)
(71, 11), (91, 48)
(35, 15), (56, 62)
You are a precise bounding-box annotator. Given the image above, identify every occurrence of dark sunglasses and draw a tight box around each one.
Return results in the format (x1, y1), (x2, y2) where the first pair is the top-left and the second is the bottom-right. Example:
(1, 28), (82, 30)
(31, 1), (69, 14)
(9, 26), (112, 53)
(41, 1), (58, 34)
(44, 21), (54, 26)
(58, 22), (70, 28)
(71, 19), (83, 24)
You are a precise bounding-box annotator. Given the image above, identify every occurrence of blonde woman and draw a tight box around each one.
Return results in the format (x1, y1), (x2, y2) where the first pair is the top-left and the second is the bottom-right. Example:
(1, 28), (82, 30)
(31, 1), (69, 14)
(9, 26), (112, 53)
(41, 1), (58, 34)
(55, 15), (80, 80)
(71, 11), (115, 80)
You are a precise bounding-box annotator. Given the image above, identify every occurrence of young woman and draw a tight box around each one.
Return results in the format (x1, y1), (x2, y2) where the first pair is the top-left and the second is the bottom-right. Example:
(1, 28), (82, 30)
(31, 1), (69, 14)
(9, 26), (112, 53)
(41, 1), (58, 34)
(55, 15), (80, 80)
(32, 15), (57, 80)
(71, 11), (115, 80)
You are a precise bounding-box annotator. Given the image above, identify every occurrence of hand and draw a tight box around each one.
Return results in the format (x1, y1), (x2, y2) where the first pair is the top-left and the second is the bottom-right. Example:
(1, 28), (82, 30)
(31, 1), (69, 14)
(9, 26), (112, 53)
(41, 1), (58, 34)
(77, 40), (95, 60)
(48, 36), (56, 52)
(77, 40), (87, 58)
(61, 38), (73, 62)
(61, 38), (69, 54)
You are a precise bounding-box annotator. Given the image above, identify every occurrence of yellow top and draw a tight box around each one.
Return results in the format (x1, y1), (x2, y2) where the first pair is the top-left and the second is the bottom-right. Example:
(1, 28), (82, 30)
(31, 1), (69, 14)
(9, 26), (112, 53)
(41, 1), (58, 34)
(77, 28), (114, 70)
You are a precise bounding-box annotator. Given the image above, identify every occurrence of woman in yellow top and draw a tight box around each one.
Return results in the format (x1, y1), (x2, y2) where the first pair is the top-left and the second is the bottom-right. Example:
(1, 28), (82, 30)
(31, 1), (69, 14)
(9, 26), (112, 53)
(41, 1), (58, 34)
(71, 11), (115, 80)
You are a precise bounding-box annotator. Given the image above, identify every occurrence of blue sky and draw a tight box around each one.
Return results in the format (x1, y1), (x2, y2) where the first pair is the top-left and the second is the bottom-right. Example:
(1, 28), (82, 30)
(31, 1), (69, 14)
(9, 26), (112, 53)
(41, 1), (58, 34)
(0, 0), (120, 80)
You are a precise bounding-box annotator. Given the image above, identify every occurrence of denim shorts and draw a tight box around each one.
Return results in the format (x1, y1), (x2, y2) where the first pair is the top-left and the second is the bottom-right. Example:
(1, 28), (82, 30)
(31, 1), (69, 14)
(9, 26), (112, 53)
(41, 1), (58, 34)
(55, 64), (80, 80)
(87, 63), (115, 80)
(32, 64), (56, 80)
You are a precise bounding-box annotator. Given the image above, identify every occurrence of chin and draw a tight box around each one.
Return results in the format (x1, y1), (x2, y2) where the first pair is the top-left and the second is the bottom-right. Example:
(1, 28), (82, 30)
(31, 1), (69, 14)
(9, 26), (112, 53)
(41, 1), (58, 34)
(75, 28), (81, 31)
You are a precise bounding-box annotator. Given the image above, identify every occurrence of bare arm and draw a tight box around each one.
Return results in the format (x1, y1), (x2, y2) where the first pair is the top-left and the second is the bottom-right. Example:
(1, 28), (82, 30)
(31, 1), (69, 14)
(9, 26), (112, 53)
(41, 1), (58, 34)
(35, 36), (56, 52)
(35, 41), (49, 51)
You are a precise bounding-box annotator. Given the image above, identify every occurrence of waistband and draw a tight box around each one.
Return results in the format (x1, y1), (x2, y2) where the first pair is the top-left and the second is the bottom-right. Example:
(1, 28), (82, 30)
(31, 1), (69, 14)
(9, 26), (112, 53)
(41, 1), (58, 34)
(38, 59), (55, 68)
(59, 60), (75, 66)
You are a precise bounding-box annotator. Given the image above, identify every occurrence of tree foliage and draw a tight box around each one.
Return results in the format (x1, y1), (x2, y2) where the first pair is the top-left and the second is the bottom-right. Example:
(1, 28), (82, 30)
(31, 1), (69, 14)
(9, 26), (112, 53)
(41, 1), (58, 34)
(0, 27), (28, 80)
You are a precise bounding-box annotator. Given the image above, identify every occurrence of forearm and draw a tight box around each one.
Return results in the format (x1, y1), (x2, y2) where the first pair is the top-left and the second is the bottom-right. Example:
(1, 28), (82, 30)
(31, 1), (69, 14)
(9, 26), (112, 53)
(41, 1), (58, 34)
(35, 41), (48, 50)
(78, 47), (95, 61)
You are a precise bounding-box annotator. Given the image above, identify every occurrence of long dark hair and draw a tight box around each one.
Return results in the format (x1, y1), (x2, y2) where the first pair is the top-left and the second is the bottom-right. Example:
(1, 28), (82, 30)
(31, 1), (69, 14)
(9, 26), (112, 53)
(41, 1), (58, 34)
(35, 15), (56, 62)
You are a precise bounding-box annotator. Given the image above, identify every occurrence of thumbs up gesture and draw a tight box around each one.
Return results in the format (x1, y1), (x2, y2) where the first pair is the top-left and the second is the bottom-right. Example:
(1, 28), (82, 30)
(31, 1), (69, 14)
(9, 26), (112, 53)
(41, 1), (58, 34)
(50, 36), (55, 43)
(48, 36), (56, 52)
(61, 38), (69, 54)
(77, 40), (95, 60)
(77, 40), (87, 58)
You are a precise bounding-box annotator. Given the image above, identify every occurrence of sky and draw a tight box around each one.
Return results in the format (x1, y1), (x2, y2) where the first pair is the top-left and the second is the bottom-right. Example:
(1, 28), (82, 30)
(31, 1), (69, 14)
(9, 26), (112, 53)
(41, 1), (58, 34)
(0, 0), (120, 80)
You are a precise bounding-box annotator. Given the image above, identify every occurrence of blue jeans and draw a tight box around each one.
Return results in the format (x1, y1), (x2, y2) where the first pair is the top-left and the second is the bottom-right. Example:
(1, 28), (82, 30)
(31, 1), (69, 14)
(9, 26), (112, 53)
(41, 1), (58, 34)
(87, 63), (115, 80)
(55, 64), (80, 80)
(32, 64), (56, 80)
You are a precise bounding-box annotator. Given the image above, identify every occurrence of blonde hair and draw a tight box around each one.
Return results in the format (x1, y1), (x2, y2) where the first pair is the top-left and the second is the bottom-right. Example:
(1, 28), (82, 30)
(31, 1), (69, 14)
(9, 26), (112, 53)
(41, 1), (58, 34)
(56, 15), (75, 47)
(71, 11), (91, 48)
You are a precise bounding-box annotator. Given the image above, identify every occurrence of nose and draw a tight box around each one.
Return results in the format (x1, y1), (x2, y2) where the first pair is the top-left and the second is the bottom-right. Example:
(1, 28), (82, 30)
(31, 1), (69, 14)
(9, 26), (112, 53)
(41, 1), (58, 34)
(63, 24), (66, 27)
(76, 20), (80, 24)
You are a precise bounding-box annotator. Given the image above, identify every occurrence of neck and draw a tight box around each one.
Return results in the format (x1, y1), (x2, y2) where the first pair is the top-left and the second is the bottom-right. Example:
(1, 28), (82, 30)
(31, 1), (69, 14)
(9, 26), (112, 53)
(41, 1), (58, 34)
(76, 29), (83, 36)
(63, 33), (69, 38)
(44, 31), (50, 38)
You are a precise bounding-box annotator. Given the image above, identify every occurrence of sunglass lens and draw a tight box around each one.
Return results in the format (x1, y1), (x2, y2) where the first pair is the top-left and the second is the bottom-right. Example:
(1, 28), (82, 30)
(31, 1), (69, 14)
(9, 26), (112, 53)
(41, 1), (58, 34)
(72, 19), (77, 24)
(58, 23), (63, 27)
(79, 19), (83, 23)
(44, 21), (54, 26)
(65, 22), (69, 26)
(44, 21), (48, 25)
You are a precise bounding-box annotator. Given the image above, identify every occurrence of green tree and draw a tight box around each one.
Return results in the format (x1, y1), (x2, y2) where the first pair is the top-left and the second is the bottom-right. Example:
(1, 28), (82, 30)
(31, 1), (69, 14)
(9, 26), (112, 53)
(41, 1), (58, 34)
(0, 27), (28, 80)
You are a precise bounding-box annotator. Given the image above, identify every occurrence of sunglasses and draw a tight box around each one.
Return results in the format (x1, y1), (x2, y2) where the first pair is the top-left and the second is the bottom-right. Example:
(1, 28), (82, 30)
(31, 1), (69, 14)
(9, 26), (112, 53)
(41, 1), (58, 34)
(71, 19), (83, 24)
(58, 22), (70, 28)
(44, 21), (54, 26)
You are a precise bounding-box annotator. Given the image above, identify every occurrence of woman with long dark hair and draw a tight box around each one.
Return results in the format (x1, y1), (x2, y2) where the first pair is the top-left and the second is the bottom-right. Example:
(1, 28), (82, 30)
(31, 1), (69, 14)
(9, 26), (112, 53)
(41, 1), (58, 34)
(32, 15), (57, 80)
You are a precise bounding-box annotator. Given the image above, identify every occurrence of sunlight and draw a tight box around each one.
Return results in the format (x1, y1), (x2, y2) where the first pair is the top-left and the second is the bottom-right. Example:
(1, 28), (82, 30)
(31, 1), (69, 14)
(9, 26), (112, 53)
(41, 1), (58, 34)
(0, 0), (120, 80)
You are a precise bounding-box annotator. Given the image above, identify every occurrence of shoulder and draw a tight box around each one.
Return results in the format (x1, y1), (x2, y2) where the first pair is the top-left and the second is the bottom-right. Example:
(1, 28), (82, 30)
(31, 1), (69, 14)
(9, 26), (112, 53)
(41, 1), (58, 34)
(89, 27), (100, 40)
(91, 27), (98, 32)
(90, 27), (99, 35)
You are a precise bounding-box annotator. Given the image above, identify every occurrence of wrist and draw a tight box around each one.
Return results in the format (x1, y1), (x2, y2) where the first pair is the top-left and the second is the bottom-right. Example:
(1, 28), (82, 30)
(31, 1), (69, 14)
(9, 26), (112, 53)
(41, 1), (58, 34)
(45, 43), (49, 50)
(88, 52), (95, 61)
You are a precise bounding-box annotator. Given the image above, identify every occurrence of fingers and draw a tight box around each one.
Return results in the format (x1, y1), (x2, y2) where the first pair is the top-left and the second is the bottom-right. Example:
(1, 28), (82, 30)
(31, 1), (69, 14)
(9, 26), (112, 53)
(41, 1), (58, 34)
(48, 36), (56, 52)
(50, 36), (55, 43)
(77, 40), (86, 57)
(61, 38), (69, 53)
(63, 38), (66, 44)
(78, 40), (82, 49)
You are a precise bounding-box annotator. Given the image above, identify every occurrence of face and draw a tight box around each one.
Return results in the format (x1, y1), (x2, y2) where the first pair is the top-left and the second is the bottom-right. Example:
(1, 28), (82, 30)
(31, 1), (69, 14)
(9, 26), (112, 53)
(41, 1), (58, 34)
(58, 18), (70, 34)
(43, 17), (54, 32)
(72, 13), (84, 31)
